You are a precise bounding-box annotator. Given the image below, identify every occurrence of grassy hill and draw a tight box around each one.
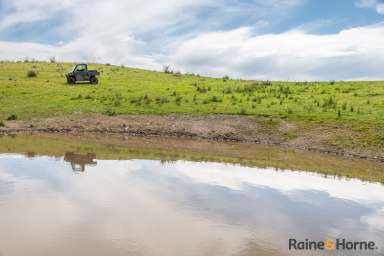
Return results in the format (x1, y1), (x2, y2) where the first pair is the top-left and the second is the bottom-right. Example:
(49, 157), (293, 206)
(1, 61), (384, 120)
(1, 61), (384, 151)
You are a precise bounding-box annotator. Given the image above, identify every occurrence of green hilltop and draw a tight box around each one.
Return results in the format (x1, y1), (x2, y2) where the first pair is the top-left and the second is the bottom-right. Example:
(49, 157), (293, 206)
(1, 61), (384, 120)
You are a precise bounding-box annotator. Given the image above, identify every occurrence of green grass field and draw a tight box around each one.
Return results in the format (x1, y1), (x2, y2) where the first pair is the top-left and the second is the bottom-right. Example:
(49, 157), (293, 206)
(1, 61), (384, 149)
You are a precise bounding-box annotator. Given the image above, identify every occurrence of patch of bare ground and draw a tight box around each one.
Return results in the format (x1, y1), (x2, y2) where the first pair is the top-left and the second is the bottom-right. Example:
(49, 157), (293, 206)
(1, 114), (278, 143)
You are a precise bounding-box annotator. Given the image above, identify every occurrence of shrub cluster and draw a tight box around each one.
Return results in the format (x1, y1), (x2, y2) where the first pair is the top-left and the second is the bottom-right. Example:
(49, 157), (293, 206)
(27, 69), (38, 78)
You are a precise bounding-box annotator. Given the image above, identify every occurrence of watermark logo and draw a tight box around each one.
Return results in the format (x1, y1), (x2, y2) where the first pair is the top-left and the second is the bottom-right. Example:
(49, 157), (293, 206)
(324, 239), (336, 251)
(289, 238), (378, 252)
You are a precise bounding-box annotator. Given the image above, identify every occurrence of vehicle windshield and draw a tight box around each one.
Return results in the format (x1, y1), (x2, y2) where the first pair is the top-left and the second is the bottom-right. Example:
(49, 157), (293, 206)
(70, 65), (86, 72)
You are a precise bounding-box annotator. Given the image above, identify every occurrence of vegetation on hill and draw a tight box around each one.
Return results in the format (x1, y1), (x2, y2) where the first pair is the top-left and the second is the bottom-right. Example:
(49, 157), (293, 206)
(1, 61), (384, 119)
(0, 61), (383, 151)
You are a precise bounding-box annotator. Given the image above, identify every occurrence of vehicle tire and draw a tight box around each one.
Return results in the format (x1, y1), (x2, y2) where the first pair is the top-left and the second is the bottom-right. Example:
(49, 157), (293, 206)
(90, 76), (98, 84)
(67, 77), (75, 84)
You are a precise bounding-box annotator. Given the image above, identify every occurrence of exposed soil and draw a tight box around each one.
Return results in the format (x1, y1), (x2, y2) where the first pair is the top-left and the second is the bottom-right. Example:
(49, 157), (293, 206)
(1, 113), (383, 163)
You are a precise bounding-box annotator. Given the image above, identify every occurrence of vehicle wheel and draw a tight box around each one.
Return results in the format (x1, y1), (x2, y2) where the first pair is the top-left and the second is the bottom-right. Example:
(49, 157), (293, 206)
(67, 77), (75, 84)
(90, 77), (98, 84)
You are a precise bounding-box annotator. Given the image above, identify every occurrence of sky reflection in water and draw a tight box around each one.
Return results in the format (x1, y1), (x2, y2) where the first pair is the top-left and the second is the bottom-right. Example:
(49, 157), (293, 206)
(0, 154), (383, 256)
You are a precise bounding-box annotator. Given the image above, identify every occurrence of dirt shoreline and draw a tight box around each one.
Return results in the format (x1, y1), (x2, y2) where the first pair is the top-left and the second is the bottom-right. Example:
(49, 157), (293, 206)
(1, 113), (383, 163)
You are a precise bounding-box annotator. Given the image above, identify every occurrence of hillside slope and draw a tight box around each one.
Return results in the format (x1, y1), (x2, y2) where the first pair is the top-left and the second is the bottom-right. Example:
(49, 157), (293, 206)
(1, 61), (384, 120)
(0, 61), (384, 159)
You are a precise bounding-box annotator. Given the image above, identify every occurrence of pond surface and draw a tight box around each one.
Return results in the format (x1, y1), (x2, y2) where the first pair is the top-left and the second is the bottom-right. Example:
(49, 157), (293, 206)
(0, 138), (383, 255)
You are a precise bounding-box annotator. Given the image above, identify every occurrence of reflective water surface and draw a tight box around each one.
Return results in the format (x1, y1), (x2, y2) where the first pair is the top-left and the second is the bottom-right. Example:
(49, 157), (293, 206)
(0, 149), (383, 255)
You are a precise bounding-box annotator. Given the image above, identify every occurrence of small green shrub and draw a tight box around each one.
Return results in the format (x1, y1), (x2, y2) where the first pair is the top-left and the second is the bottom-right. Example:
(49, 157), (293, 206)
(155, 96), (169, 104)
(196, 86), (208, 93)
(7, 114), (17, 120)
(104, 108), (116, 116)
(130, 97), (142, 105)
(322, 96), (336, 108)
(210, 95), (221, 102)
(113, 98), (122, 107)
(27, 69), (38, 78)
(239, 109), (247, 115)
(223, 88), (232, 94)
(175, 96), (183, 105)
(143, 95), (152, 104)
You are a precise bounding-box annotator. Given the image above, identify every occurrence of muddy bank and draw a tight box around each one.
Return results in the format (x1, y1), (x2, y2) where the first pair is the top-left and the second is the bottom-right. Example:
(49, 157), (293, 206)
(1, 113), (383, 162)
(1, 132), (384, 183)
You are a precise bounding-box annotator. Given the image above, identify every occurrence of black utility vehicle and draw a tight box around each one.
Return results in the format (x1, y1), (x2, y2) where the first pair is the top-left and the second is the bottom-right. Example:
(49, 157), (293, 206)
(66, 64), (100, 84)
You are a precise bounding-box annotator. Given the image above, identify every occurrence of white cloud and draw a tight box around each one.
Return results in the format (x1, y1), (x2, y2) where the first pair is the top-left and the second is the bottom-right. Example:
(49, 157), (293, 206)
(0, 0), (213, 69)
(0, 0), (73, 29)
(355, 0), (378, 8)
(3, 23), (384, 80)
(377, 3), (384, 14)
(169, 24), (384, 80)
(0, 39), (160, 70)
(0, 0), (384, 80)
(355, 0), (384, 14)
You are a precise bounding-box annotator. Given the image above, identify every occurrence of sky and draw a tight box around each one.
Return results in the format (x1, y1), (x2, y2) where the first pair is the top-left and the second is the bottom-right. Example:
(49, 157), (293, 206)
(0, 0), (384, 80)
